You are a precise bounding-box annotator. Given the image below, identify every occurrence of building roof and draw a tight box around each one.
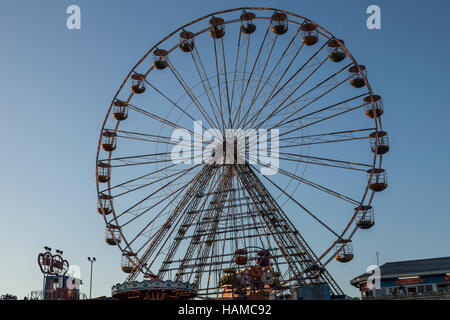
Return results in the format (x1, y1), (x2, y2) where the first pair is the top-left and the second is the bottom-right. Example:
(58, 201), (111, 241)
(350, 256), (450, 286)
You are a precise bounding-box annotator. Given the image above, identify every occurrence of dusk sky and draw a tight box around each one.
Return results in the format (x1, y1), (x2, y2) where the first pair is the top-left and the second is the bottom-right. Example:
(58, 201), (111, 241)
(1, 0), (449, 298)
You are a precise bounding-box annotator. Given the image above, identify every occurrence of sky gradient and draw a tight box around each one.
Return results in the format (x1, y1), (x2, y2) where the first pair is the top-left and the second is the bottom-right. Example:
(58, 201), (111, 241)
(1, 0), (449, 298)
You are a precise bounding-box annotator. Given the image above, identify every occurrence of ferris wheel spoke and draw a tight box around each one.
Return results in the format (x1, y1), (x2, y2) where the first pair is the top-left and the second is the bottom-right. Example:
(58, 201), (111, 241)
(136, 168), (216, 242)
(100, 162), (179, 193)
(317, 240), (347, 268)
(266, 75), (354, 130)
(113, 135), (174, 145)
(277, 151), (372, 167)
(108, 158), (172, 168)
(126, 103), (208, 143)
(252, 165), (341, 238)
(125, 178), (197, 253)
(317, 239), (340, 263)
(106, 151), (204, 168)
(234, 18), (272, 128)
(238, 31), (278, 128)
(118, 172), (204, 238)
(141, 77), (217, 135)
(191, 46), (224, 131)
(250, 25), (303, 109)
(279, 128), (376, 144)
(246, 41), (329, 130)
(124, 199), (181, 251)
(322, 254), (335, 267)
(116, 164), (202, 222)
(247, 57), (328, 130)
(113, 134), (187, 148)
(245, 57), (327, 130)
(250, 158), (360, 205)
(108, 175), (189, 230)
(243, 52), (307, 129)
(316, 217), (361, 265)
(221, 37), (233, 129)
(276, 166), (360, 205)
(255, 96), (369, 146)
(102, 141), (204, 163)
(234, 35), (251, 127)
(167, 60), (219, 130)
(113, 130), (208, 154)
(248, 58), (332, 130)
(112, 164), (199, 199)
(212, 37), (227, 130)
(281, 136), (369, 148)
(216, 36), (234, 128)
(104, 151), (175, 162)
(254, 61), (351, 130)
(275, 152), (371, 172)
(277, 101), (369, 140)
(230, 27), (243, 113)
(251, 132), (373, 166)
(232, 73), (289, 127)
(277, 93), (369, 132)
(114, 129), (174, 144)
(106, 155), (174, 168)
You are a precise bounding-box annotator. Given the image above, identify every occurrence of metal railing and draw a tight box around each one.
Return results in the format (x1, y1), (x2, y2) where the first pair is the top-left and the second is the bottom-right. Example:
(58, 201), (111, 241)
(30, 290), (88, 300)
(363, 290), (450, 300)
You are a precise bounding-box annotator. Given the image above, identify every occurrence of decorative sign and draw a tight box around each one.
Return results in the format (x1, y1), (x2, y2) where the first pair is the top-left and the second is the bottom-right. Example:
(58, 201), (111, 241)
(395, 277), (424, 285)
(443, 276), (450, 282)
(38, 252), (69, 276)
(111, 279), (198, 295)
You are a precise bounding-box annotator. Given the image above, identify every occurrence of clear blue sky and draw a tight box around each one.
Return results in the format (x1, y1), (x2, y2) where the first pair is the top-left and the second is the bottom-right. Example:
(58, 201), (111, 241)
(0, 0), (449, 298)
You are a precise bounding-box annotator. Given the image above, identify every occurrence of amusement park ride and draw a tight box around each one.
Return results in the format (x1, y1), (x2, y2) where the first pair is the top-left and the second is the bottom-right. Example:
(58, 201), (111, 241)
(33, 247), (84, 300)
(96, 8), (389, 300)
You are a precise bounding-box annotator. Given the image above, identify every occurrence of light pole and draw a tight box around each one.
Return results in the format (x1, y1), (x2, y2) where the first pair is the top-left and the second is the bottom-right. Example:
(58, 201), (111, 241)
(87, 257), (96, 299)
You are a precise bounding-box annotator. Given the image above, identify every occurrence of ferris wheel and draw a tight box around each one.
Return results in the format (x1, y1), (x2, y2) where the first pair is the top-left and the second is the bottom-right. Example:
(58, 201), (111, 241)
(96, 7), (389, 299)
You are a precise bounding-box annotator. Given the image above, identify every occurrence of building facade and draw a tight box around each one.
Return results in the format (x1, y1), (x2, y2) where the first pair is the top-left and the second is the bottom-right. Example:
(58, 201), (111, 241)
(350, 256), (450, 299)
